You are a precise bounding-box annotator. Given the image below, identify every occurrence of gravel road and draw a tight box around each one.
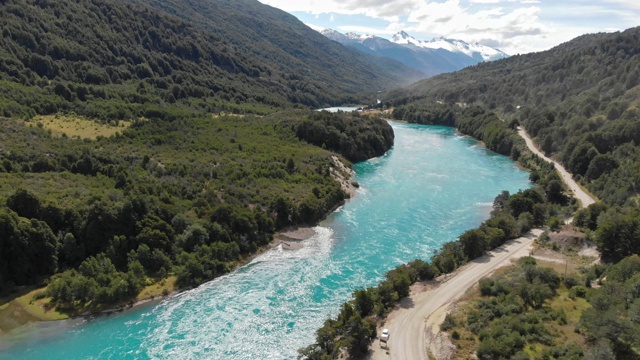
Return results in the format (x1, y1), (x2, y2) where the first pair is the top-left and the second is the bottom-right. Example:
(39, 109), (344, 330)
(369, 126), (596, 360)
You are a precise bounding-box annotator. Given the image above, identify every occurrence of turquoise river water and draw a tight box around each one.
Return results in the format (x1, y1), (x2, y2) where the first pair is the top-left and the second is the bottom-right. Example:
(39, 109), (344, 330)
(0, 122), (530, 359)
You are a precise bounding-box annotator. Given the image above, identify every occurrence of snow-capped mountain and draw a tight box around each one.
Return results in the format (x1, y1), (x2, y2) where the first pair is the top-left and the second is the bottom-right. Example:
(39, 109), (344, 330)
(390, 30), (508, 62)
(316, 28), (509, 77)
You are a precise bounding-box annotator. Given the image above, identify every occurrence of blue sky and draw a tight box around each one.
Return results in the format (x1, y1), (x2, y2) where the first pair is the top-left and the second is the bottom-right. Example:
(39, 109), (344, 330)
(259, 0), (640, 54)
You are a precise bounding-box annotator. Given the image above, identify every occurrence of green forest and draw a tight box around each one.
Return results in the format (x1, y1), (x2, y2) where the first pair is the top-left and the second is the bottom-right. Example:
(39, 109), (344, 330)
(0, 109), (393, 310)
(0, 0), (402, 313)
(0, 0), (420, 122)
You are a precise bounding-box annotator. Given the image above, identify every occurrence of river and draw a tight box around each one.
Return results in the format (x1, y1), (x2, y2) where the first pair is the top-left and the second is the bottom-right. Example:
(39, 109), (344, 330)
(0, 122), (530, 359)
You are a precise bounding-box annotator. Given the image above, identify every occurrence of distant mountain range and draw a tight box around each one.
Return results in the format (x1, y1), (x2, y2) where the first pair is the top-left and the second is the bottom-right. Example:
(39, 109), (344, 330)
(315, 27), (509, 77)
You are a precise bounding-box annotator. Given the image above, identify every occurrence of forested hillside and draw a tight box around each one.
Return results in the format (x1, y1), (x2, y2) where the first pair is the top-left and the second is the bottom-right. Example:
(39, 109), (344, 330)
(132, 0), (424, 93)
(384, 26), (640, 359)
(0, 110), (393, 307)
(390, 27), (640, 208)
(0, 0), (420, 122)
(0, 0), (400, 312)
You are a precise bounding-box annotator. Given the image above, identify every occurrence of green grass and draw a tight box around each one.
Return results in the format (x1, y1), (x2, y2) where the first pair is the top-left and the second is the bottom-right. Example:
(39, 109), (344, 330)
(32, 114), (132, 140)
(15, 288), (68, 321)
(0, 286), (68, 333)
(136, 276), (177, 301)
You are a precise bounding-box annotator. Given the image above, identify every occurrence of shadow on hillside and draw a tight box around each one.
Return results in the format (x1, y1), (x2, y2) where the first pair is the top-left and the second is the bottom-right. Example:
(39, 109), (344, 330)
(399, 296), (415, 309)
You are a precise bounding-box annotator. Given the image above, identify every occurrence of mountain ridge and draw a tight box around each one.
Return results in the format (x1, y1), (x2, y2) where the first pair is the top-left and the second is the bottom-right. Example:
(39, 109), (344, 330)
(316, 27), (508, 77)
(0, 0), (424, 120)
(389, 30), (508, 62)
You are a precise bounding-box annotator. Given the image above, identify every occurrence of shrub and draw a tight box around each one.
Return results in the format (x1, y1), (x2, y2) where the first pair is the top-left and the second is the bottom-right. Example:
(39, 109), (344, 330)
(569, 285), (587, 299)
(563, 275), (580, 289)
(548, 216), (563, 231)
(408, 259), (439, 281)
(441, 313), (456, 331)
(479, 278), (495, 296)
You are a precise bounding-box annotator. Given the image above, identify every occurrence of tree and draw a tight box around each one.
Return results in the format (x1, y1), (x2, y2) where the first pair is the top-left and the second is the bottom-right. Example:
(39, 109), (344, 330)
(596, 210), (640, 259)
(484, 213), (519, 239)
(286, 156), (295, 173)
(459, 229), (488, 259)
(129, 244), (171, 277)
(386, 267), (412, 298)
(574, 202), (608, 231)
(545, 179), (566, 204)
(585, 154), (618, 180)
(408, 259), (438, 280)
(6, 189), (41, 219)
(517, 212), (534, 233)
(60, 232), (85, 268)
(353, 289), (374, 317)
(518, 282), (553, 309)
(506, 193), (534, 218)
(79, 253), (117, 282)
(178, 224), (209, 252)
(344, 313), (375, 357)
(568, 142), (598, 176)
(22, 218), (59, 276)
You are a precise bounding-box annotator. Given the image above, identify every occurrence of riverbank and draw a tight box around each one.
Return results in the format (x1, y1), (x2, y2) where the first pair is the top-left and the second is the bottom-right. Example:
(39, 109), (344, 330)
(271, 227), (317, 250)
(370, 229), (543, 360)
(369, 126), (598, 360)
(0, 121), (533, 359)
(0, 157), (360, 336)
(0, 287), (68, 336)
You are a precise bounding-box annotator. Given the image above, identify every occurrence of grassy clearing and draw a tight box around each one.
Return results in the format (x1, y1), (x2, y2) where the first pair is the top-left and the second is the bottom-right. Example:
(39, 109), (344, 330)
(0, 276), (179, 333)
(32, 114), (131, 140)
(0, 286), (67, 333)
(548, 289), (590, 338)
(13, 288), (68, 321)
(136, 276), (178, 302)
(211, 113), (247, 119)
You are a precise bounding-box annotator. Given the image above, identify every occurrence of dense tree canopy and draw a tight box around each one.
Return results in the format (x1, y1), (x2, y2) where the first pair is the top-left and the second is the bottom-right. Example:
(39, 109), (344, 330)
(0, 0), (420, 121)
(0, 110), (394, 307)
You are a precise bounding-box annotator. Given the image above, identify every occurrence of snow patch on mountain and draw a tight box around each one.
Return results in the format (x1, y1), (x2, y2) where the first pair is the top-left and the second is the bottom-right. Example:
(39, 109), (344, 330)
(305, 22), (326, 33)
(311, 26), (509, 77)
(390, 31), (508, 62)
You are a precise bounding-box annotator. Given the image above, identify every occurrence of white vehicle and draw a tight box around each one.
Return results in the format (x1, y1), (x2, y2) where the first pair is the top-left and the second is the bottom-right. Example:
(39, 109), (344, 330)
(380, 328), (390, 343)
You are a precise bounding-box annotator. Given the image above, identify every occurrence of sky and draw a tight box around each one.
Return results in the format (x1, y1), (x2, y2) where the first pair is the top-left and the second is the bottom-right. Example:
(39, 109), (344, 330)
(258, 0), (640, 55)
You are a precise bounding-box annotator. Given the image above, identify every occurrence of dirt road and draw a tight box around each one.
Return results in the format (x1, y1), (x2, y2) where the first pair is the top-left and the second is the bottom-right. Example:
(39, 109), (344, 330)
(371, 229), (542, 360)
(517, 127), (595, 208)
(370, 127), (596, 360)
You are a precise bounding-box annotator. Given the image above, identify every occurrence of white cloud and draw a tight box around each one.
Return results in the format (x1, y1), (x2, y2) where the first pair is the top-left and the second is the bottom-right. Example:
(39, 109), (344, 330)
(259, 0), (417, 22)
(604, 0), (640, 10)
(260, 0), (640, 54)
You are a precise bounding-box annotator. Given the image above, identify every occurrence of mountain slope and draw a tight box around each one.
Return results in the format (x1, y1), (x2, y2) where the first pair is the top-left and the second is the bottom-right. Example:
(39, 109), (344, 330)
(320, 28), (508, 77)
(131, 0), (424, 96)
(0, 0), (422, 120)
(0, 0), (400, 307)
(390, 26), (640, 206)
